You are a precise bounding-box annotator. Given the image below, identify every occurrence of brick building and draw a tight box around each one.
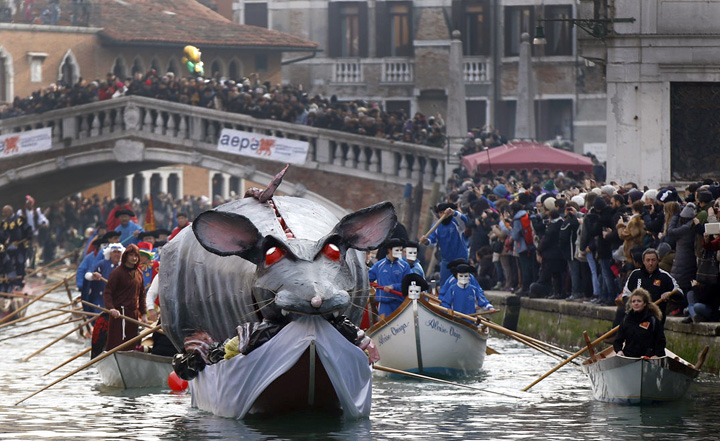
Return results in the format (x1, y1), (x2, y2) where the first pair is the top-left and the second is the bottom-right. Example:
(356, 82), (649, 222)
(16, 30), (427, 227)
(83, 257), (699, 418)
(0, 0), (317, 201)
(224, 0), (608, 157)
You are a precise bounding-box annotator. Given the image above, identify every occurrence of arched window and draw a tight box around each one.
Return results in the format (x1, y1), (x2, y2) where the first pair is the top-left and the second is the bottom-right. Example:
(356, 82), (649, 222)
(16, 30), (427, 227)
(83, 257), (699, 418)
(131, 57), (145, 75)
(0, 46), (14, 103)
(112, 57), (127, 80)
(58, 50), (80, 86)
(167, 58), (180, 76)
(228, 59), (242, 81)
(150, 57), (161, 74)
(210, 59), (224, 79)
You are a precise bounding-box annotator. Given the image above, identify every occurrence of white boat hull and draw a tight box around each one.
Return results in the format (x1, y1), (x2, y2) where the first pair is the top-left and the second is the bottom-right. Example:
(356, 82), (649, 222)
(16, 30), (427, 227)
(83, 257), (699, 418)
(190, 316), (372, 419)
(367, 298), (488, 376)
(582, 349), (699, 404)
(95, 351), (173, 389)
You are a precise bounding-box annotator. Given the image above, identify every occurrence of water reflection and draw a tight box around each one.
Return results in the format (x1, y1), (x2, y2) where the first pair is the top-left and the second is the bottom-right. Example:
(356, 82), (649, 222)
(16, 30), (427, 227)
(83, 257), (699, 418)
(1, 292), (718, 440)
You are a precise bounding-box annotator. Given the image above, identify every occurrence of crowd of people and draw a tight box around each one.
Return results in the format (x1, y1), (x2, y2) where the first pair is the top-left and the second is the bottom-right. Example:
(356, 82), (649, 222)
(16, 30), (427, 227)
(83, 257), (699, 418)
(367, 168), (720, 344)
(0, 71), (447, 147)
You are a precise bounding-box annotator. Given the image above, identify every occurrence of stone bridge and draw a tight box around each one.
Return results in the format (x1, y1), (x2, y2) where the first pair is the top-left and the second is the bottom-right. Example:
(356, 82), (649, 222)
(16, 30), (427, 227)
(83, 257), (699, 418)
(0, 96), (448, 217)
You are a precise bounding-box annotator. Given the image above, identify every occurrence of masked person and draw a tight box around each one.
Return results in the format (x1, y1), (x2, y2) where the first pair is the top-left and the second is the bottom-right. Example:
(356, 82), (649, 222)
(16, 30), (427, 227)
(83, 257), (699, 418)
(420, 203), (469, 285)
(402, 273), (429, 300)
(368, 238), (411, 318)
(440, 263), (495, 318)
(403, 240), (425, 278)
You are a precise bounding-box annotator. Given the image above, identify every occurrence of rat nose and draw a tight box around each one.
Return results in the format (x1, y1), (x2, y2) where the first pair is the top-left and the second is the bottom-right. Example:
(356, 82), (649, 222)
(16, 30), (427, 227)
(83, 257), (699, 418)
(311, 296), (323, 308)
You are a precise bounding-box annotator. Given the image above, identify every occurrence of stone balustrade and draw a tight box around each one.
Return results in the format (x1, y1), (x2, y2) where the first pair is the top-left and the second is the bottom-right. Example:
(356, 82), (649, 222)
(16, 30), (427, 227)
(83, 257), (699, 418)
(463, 58), (491, 83)
(0, 96), (447, 188)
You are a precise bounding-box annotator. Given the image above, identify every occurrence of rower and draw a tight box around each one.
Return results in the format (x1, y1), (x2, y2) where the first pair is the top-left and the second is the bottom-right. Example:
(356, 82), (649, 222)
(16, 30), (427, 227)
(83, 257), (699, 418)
(402, 273), (429, 300)
(368, 238), (411, 318)
(439, 263), (496, 320)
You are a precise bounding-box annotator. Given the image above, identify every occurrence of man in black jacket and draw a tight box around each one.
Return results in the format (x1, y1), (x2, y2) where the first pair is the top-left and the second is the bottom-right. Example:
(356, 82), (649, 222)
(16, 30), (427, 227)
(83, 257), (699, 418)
(531, 209), (565, 299)
(619, 248), (682, 323)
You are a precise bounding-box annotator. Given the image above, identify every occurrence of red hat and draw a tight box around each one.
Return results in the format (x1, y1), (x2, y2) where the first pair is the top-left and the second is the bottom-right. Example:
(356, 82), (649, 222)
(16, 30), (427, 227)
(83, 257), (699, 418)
(138, 241), (155, 258)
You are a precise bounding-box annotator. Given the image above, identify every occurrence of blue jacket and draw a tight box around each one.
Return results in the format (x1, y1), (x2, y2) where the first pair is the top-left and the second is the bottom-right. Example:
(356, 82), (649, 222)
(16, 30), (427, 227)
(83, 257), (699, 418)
(115, 221), (143, 245)
(427, 211), (469, 262)
(439, 273), (482, 297)
(369, 257), (411, 317)
(440, 283), (493, 316)
(76, 251), (98, 290)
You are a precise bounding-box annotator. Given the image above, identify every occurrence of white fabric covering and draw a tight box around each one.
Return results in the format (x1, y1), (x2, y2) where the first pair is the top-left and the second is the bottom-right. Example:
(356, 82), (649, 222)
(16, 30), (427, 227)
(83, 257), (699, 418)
(190, 316), (372, 419)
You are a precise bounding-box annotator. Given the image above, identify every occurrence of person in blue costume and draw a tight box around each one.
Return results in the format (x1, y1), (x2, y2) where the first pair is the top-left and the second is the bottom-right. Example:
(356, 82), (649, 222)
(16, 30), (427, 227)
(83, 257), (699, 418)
(420, 203), (469, 285)
(76, 235), (106, 304)
(114, 209), (143, 245)
(403, 240), (425, 278)
(438, 258), (482, 297)
(440, 263), (496, 318)
(369, 238), (411, 318)
(90, 231), (121, 267)
(84, 243), (125, 314)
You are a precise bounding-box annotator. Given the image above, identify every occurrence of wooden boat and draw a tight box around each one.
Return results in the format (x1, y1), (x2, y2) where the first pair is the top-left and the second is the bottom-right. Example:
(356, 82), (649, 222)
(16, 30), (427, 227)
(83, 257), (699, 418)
(366, 295), (489, 376)
(190, 316), (372, 419)
(95, 350), (173, 388)
(581, 346), (704, 404)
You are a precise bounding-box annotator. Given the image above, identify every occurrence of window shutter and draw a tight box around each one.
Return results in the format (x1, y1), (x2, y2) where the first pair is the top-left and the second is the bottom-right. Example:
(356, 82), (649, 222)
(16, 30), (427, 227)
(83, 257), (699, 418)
(328, 2), (341, 57)
(376, 1), (389, 58)
(359, 1), (369, 58)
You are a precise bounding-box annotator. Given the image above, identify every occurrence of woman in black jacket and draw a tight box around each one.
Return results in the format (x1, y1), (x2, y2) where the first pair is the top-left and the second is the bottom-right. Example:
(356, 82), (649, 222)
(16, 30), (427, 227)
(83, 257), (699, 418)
(614, 288), (666, 358)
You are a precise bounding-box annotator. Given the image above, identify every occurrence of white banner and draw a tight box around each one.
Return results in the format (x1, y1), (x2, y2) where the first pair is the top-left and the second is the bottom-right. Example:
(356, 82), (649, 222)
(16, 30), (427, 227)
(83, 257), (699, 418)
(0, 127), (53, 158)
(217, 128), (310, 165)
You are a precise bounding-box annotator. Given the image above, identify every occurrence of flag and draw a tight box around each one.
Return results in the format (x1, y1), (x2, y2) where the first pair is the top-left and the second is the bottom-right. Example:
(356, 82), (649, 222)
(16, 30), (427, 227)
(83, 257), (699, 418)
(144, 195), (156, 231)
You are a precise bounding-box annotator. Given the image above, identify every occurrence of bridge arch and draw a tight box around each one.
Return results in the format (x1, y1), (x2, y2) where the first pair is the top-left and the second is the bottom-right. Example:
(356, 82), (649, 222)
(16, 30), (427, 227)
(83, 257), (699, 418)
(4, 144), (349, 219)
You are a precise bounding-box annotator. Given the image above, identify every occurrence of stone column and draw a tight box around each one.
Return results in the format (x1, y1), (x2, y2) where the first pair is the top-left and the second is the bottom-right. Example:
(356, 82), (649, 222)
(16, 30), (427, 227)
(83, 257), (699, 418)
(515, 33), (536, 140)
(446, 30), (468, 157)
(176, 173), (184, 200)
(222, 173), (231, 199)
(125, 175), (133, 199)
(159, 172), (168, 194)
(141, 171), (151, 198)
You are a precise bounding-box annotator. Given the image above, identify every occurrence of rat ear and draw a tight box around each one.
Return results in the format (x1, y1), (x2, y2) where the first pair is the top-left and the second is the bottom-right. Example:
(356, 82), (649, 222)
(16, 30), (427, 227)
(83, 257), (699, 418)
(193, 211), (263, 264)
(333, 201), (396, 251)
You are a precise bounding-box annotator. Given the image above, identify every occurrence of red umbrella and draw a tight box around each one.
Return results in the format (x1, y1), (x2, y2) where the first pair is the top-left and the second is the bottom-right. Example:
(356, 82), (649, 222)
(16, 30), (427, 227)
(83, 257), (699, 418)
(461, 141), (593, 174)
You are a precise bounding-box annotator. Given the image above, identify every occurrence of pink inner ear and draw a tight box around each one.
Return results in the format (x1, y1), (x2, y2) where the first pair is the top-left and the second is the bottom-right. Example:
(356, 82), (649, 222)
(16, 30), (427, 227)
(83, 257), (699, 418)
(195, 212), (259, 254)
(339, 206), (396, 250)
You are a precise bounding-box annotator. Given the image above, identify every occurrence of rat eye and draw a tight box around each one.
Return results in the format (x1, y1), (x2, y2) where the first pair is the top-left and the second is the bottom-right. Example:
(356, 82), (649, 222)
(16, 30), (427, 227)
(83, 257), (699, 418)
(265, 247), (285, 266)
(322, 243), (341, 261)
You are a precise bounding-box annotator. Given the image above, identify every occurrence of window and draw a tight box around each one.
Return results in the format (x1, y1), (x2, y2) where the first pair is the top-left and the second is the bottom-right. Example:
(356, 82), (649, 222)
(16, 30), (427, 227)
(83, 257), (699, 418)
(452, 0), (490, 56)
(505, 6), (535, 57)
(0, 56), (6, 102)
(28, 53), (47, 83)
(328, 2), (368, 58)
(544, 6), (572, 56)
(255, 53), (268, 72)
(113, 57), (127, 79)
(211, 60), (223, 77)
(466, 100), (487, 132)
(167, 58), (180, 77)
(245, 2), (268, 28)
(131, 58), (144, 75)
(376, 2), (413, 57)
(229, 60), (241, 81)
(536, 99), (573, 142)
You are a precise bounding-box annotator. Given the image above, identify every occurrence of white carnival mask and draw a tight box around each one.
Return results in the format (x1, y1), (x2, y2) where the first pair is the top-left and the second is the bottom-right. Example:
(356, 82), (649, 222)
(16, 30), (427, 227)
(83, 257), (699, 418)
(405, 247), (418, 261)
(457, 273), (470, 288)
(391, 246), (403, 259)
(408, 282), (422, 300)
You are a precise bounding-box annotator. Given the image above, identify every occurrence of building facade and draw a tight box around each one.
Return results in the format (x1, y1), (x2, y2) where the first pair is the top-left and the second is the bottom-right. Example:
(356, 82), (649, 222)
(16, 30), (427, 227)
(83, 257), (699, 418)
(226, 0), (608, 155)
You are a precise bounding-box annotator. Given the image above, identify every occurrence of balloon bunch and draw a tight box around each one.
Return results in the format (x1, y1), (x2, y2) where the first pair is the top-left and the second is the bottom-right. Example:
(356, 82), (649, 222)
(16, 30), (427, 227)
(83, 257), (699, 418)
(181, 45), (204, 76)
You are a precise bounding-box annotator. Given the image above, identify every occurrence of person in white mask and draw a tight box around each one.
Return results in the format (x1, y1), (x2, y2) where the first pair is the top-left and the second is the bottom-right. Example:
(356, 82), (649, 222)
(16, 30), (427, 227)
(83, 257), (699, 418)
(368, 238), (411, 318)
(403, 240), (425, 278)
(439, 263), (496, 318)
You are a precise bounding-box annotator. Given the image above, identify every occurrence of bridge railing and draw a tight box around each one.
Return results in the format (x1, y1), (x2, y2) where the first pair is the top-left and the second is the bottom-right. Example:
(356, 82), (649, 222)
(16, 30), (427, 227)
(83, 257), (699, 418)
(0, 96), (447, 187)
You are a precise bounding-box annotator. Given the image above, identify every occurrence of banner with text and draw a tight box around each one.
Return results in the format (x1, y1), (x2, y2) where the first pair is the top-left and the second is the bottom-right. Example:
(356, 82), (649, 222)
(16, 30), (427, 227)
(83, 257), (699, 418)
(0, 127), (53, 158)
(217, 128), (310, 165)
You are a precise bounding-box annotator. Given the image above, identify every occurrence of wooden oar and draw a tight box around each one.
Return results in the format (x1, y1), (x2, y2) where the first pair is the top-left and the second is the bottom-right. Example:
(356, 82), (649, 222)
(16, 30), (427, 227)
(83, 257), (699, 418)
(420, 211), (451, 242)
(79, 300), (151, 329)
(0, 275), (75, 325)
(0, 291), (67, 305)
(23, 315), (99, 361)
(0, 300), (76, 328)
(474, 315), (574, 357)
(373, 364), (524, 399)
(24, 249), (80, 279)
(522, 297), (667, 392)
(7, 311), (68, 330)
(15, 324), (160, 405)
(0, 316), (85, 343)
(583, 331), (597, 362)
(42, 347), (92, 377)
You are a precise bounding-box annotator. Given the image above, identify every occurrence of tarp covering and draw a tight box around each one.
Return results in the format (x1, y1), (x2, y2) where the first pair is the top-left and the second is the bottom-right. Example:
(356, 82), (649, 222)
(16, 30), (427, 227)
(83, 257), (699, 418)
(190, 316), (372, 419)
(461, 141), (594, 174)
